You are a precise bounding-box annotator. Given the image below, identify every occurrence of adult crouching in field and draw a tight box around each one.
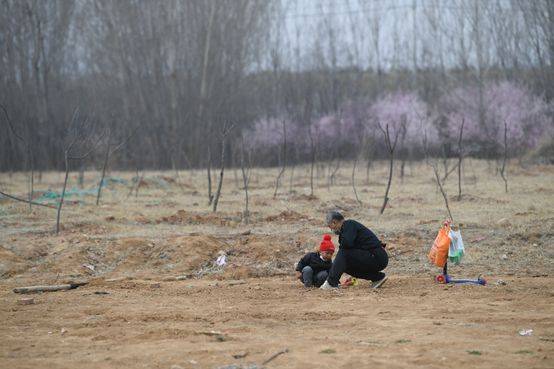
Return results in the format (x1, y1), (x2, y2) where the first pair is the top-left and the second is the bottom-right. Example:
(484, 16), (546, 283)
(320, 211), (388, 290)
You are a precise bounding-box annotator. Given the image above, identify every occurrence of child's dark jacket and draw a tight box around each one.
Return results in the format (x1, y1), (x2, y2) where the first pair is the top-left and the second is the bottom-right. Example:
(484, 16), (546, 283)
(295, 252), (332, 274)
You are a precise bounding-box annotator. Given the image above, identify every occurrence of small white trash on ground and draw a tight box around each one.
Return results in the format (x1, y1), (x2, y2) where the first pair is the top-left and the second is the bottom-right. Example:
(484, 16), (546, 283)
(215, 253), (227, 267)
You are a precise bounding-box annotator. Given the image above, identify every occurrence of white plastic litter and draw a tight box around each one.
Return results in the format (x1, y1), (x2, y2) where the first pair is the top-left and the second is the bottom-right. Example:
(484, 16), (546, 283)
(518, 329), (533, 336)
(82, 264), (95, 272)
(215, 254), (227, 267)
(448, 229), (465, 264)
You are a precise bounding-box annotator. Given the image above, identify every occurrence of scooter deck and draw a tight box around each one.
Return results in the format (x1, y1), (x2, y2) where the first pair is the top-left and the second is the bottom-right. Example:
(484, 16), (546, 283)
(435, 274), (486, 285)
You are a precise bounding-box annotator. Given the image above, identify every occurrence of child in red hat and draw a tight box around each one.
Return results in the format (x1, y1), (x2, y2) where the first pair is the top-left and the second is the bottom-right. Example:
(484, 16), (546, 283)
(295, 235), (335, 287)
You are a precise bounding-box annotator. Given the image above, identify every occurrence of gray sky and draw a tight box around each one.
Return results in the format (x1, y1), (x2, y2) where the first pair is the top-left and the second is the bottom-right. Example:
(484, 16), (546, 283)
(274, 0), (525, 71)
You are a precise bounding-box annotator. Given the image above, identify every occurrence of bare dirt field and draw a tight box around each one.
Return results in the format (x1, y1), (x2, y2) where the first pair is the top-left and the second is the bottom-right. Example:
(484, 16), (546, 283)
(1, 160), (553, 369)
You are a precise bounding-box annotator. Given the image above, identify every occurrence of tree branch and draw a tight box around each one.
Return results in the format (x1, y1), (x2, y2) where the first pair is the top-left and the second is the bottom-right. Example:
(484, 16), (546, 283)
(0, 103), (25, 143)
(68, 129), (106, 160)
(0, 190), (56, 209)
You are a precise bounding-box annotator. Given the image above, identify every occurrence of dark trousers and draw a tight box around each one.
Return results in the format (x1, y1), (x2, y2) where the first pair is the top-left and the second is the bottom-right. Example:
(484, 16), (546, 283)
(327, 247), (388, 287)
(301, 266), (329, 287)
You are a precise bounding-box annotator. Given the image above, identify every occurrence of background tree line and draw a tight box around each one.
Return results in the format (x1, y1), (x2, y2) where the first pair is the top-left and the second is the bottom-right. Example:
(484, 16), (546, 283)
(1, 0), (553, 173)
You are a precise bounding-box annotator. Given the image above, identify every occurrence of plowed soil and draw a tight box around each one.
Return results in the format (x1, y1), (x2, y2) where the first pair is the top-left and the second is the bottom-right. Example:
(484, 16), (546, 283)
(1, 160), (553, 368)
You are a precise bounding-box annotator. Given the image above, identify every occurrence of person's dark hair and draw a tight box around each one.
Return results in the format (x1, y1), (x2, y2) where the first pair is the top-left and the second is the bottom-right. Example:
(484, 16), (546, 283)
(326, 211), (344, 224)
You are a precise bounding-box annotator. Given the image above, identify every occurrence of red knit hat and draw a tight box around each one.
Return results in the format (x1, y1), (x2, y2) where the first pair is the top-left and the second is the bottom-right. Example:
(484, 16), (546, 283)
(319, 234), (335, 253)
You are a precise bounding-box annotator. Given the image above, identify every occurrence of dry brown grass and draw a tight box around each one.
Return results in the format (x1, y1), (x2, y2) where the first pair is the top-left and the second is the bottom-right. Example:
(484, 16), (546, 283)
(1, 159), (552, 282)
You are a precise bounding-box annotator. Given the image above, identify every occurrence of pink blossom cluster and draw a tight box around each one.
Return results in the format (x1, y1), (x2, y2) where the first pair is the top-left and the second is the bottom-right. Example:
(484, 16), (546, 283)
(439, 82), (553, 149)
(244, 82), (552, 154)
(366, 91), (435, 145)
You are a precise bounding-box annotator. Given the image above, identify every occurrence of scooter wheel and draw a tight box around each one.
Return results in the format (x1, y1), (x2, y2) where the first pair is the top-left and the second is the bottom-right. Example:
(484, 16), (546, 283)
(435, 275), (446, 283)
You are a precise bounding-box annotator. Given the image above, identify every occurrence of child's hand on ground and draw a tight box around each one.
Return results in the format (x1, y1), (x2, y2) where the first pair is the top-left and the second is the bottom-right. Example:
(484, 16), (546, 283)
(295, 271), (302, 280)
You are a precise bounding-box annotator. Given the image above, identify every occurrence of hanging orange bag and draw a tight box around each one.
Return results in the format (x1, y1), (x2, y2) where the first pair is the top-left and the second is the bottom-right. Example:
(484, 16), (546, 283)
(428, 221), (451, 267)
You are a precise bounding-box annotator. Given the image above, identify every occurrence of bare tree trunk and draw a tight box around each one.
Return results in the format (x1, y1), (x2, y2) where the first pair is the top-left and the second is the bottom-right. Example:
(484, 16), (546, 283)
(197, 2), (216, 124)
(56, 151), (70, 234)
(400, 159), (406, 183)
(329, 159), (341, 188)
(1, 104), (33, 212)
(457, 119), (465, 200)
(239, 135), (251, 224)
(207, 146), (213, 205)
(352, 158), (361, 205)
(365, 135), (374, 185)
(423, 130), (454, 222)
(173, 164), (187, 195)
(135, 170), (143, 198)
(398, 117), (407, 183)
(127, 166), (144, 199)
(366, 159), (371, 185)
(212, 144), (225, 212)
(231, 145), (239, 190)
(378, 124), (400, 215)
(273, 119), (286, 199)
(441, 145), (449, 181)
(78, 162), (85, 189)
(431, 163), (454, 222)
(309, 129), (316, 197)
(213, 122), (234, 212)
(442, 161), (459, 184)
(499, 121), (508, 193)
(233, 167), (239, 190)
(199, 3), (216, 205)
(381, 154), (394, 214)
(127, 166), (140, 198)
(326, 163), (331, 190)
(95, 129), (136, 206)
(27, 147), (34, 211)
(288, 163), (295, 193)
(96, 142), (111, 206)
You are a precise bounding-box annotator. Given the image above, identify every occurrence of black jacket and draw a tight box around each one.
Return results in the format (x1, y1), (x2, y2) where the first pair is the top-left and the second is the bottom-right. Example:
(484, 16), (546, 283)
(339, 219), (384, 250)
(295, 252), (332, 274)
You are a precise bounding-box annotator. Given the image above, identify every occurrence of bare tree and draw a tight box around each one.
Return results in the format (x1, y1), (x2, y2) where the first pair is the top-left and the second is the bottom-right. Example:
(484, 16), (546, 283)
(56, 109), (101, 234)
(273, 119), (287, 199)
(308, 125), (317, 198)
(127, 163), (145, 199)
(96, 126), (138, 206)
(212, 121), (235, 213)
(328, 159), (341, 189)
(423, 131), (454, 222)
(201, 1), (216, 205)
(239, 134), (253, 224)
(207, 146), (214, 205)
(0, 0), (552, 173)
(398, 115), (408, 182)
(327, 112), (343, 189)
(441, 159), (460, 184)
(1, 104), (34, 211)
(378, 123), (401, 214)
(197, 1), (217, 130)
(431, 161), (454, 222)
(457, 118), (465, 200)
(288, 146), (298, 193)
(0, 189), (55, 209)
(499, 120), (509, 193)
(351, 156), (362, 205)
(78, 163), (85, 189)
(365, 134), (375, 185)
